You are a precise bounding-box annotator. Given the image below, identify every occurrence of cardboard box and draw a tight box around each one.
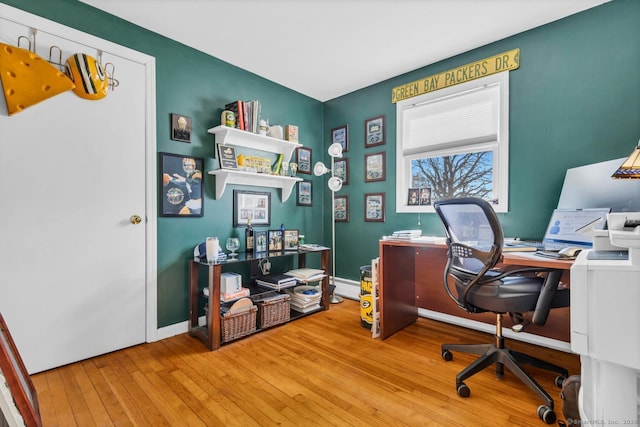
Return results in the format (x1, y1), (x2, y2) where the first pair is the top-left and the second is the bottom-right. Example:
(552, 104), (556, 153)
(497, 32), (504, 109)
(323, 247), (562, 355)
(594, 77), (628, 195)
(220, 272), (242, 294)
(285, 125), (298, 142)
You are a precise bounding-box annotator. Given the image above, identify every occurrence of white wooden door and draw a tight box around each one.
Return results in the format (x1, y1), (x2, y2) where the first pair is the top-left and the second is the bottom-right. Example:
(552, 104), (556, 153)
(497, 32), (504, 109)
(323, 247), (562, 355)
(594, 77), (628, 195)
(0, 6), (155, 373)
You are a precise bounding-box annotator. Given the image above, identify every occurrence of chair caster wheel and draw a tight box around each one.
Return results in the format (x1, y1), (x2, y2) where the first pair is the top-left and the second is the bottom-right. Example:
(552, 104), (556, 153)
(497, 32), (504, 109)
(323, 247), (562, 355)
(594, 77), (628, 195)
(537, 405), (556, 424)
(456, 382), (470, 398)
(442, 349), (453, 361)
(555, 375), (567, 388)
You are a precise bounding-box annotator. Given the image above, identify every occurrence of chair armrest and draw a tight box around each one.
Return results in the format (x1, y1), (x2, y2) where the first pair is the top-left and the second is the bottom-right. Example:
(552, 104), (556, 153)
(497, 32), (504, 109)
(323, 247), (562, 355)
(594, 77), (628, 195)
(532, 270), (563, 325)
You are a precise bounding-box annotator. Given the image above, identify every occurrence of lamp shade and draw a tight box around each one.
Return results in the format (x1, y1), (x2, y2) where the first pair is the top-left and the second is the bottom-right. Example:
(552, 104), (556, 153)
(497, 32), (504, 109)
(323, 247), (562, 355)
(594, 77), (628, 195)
(328, 142), (343, 158)
(328, 176), (343, 192)
(612, 141), (640, 179)
(313, 161), (330, 176)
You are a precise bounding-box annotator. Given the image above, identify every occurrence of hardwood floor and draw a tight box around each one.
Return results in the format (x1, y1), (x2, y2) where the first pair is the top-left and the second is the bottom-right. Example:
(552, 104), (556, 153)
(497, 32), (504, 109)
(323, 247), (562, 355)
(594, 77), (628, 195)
(31, 299), (580, 426)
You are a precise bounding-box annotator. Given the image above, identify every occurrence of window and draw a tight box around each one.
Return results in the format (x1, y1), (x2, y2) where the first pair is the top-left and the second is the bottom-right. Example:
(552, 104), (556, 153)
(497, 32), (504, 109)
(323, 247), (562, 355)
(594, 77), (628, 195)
(396, 72), (509, 213)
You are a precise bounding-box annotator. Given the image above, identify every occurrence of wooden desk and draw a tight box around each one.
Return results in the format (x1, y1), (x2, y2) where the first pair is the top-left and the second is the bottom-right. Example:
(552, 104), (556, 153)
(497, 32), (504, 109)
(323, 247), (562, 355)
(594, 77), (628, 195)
(379, 239), (573, 344)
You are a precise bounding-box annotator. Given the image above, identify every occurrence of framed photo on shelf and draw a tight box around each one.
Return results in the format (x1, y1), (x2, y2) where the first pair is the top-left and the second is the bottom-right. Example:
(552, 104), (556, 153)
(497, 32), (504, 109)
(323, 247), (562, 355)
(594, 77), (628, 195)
(365, 114), (385, 147)
(170, 113), (192, 143)
(283, 229), (300, 251)
(233, 190), (271, 227)
(365, 151), (386, 182)
(296, 146), (312, 174)
(407, 188), (420, 206)
(296, 181), (313, 206)
(254, 230), (268, 254)
(160, 152), (204, 217)
(268, 229), (283, 252)
(334, 157), (349, 185)
(0, 314), (42, 427)
(365, 192), (385, 222)
(217, 144), (238, 170)
(419, 187), (432, 205)
(334, 195), (349, 222)
(331, 124), (349, 152)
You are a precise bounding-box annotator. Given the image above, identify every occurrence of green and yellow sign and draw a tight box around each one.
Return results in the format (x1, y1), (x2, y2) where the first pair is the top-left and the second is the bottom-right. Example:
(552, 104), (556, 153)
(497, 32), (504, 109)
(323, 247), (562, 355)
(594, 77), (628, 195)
(391, 48), (520, 103)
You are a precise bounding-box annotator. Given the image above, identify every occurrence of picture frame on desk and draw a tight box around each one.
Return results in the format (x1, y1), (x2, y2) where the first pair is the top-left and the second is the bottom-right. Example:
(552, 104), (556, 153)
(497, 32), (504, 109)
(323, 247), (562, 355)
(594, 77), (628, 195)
(254, 230), (268, 254)
(283, 229), (299, 251)
(268, 230), (283, 252)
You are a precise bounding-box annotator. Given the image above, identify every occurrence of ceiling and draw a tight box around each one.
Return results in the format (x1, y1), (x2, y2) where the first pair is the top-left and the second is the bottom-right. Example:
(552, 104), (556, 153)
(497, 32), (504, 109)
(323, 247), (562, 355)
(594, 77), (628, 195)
(79, 0), (610, 102)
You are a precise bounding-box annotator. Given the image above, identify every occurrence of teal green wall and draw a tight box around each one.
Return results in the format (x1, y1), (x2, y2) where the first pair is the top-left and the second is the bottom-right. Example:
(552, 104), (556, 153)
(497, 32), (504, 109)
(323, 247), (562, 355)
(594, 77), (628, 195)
(3, 0), (324, 327)
(323, 0), (640, 281)
(5, 0), (640, 325)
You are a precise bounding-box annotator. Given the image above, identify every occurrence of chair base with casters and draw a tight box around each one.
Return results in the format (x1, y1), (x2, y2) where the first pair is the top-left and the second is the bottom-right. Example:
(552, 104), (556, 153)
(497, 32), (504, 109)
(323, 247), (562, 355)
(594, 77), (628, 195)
(441, 312), (568, 424)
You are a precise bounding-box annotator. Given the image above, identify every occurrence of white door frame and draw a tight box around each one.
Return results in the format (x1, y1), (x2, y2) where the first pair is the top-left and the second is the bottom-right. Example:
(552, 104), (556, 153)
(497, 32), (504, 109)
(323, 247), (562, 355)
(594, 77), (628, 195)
(0, 3), (158, 344)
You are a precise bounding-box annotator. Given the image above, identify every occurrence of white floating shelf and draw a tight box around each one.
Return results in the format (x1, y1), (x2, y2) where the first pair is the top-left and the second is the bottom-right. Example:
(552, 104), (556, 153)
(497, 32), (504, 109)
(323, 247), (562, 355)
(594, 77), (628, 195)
(207, 125), (302, 163)
(208, 169), (303, 201)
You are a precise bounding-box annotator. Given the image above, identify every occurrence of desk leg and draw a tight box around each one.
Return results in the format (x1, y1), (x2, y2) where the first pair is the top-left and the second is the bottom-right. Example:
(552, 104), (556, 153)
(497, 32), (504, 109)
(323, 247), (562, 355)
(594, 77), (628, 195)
(379, 244), (418, 339)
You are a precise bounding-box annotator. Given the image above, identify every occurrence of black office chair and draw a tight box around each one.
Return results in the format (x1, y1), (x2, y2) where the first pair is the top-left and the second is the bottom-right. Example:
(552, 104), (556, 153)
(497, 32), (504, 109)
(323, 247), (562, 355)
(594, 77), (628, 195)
(433, 197), (570, 424)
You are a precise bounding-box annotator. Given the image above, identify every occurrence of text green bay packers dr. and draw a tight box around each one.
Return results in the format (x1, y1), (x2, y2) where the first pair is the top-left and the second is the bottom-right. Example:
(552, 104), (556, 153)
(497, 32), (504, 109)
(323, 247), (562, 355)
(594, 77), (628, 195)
(391, 49), (520, 103)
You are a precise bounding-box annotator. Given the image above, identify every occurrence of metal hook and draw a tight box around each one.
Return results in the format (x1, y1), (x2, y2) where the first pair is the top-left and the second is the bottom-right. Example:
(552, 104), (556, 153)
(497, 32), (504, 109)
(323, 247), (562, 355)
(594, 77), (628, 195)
(17, 35), (31, 52)
(104, 62), (120, 91)
(48, 45), (65, 71)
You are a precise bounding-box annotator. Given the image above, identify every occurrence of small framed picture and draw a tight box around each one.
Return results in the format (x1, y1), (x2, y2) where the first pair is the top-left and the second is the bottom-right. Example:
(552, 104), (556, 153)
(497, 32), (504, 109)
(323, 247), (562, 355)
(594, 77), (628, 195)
(254, 230), (268, 254)
(160, 152), (203, 217)
(407, 188), (420, 206)
(365, 115), (385, 147)
(283, 229), (299, 251)
(419, 187), (432, 206)
(296, 147), (312, 175)
(365, 151), (386, 183)
(365, 192), (385, 222)
(335, 195), (349, 222)
(268, 230), (283, 252)
(171, 113), (192, 143)
(217, 144), (238, 170)
(331, 124), (349, 153)
(233, 190), (271, 227)
(334, 158), (349, 185)
(296, 181), (312, 206)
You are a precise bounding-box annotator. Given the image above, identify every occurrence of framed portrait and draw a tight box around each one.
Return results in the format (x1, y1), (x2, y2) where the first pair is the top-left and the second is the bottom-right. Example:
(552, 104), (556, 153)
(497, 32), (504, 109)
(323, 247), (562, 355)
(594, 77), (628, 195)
(334, 195), (349, 222)
(296, 147), (312, 175)
(407, 188), (420, 206)
(334, 158), (349, 185)
(283, 229), (300, 251)
(419, 187), (432, 206)
(0, 314), (42, 427)
(254, 230), (268, 254)
(365, 114), (385, 147)
(160, 152), (204, 217)
(365, 192), (385, 222)
(233, 190), (271, 227)
(268, 229), (283, 252)
(296, 181), (312, 206)
(170, 113), (191, 143)
(331, 124), (349, 153)
(365, 151), (386, 183)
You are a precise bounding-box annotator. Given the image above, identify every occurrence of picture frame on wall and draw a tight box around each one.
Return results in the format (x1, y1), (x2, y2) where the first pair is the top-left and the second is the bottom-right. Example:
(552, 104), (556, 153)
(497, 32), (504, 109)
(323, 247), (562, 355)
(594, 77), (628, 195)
(233, 190), (271, 227)
(331, 124), (349, 153)
(334, 158), (349, 185)
(296, 181), (312, 206)
(334, 195), (349, 222)
(365, 192), (385, 222)
(170, 113), (192, 143)
(365, 151), (386, 183)
(160, 152), (204, 217)
(365, 114), (385, 147)
(254, 230), (268, 254)
(268, 229), (283, 252)
(296, 146), (312, 175)
(283, 229), (300, 251)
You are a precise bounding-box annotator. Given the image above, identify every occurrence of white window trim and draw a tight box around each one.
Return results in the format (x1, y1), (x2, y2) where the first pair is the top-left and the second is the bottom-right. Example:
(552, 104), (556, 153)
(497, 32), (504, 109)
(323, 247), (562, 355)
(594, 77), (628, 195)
(396, 71), (510, 213)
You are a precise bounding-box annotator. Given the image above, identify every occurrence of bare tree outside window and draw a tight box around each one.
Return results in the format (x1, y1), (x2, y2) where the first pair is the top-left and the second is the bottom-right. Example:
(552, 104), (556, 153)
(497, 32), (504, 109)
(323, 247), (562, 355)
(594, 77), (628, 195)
(411, 151), (494, 204)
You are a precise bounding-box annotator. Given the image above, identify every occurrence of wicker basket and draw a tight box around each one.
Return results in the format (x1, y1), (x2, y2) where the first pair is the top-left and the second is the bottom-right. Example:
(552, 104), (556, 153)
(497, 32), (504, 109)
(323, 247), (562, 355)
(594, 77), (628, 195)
(220, 306), (257, 343)
(256, 294), (291, 329)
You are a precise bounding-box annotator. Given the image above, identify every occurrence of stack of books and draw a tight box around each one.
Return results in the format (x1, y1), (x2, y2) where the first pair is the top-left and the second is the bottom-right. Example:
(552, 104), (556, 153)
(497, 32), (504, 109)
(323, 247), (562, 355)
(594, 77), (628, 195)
(255, 273), (297, 291)
(224, 99), (261, 133)
(286, 285), (322, 313)
(284, 268), (325, 283)
(203, 287), (250, 302)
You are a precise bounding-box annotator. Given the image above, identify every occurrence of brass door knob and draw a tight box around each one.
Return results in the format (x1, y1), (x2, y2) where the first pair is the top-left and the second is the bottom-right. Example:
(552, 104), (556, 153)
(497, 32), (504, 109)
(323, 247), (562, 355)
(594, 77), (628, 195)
(130, 215), (142, 225)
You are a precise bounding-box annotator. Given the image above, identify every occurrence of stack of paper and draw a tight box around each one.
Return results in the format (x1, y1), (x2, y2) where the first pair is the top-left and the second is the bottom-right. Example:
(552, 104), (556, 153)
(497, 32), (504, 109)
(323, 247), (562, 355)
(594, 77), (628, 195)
(391, 229), (422, 239)
(255, 273), (297, 290)
(284, 268), (326, 283)
(286, 285), (322, 313)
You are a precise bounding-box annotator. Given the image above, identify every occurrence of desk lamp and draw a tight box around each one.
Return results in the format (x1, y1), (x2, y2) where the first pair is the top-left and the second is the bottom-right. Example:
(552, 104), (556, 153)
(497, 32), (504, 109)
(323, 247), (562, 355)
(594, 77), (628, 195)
(612, 138), (640, 178)
(314, 142), (344, 304)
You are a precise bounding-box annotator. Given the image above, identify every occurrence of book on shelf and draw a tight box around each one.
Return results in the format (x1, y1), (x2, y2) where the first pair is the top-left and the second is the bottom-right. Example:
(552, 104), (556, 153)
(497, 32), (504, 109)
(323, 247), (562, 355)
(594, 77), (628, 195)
(257, 273), (298, 285)
(205, 287), (251, 302)
(224, 100), (245, 130)
(284, 268), (325, 282)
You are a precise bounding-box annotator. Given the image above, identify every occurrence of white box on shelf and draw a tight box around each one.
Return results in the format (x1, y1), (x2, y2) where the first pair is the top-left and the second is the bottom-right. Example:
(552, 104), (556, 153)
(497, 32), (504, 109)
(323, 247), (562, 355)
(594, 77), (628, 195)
(220, 272), (242, 294)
